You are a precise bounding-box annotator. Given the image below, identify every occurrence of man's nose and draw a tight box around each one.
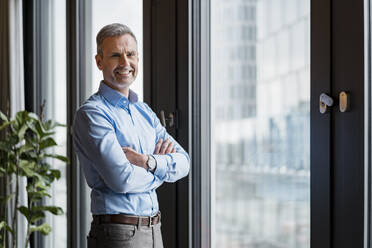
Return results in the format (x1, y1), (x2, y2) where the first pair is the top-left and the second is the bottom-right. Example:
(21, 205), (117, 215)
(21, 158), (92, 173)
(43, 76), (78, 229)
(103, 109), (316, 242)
(119, 55), (130, 66)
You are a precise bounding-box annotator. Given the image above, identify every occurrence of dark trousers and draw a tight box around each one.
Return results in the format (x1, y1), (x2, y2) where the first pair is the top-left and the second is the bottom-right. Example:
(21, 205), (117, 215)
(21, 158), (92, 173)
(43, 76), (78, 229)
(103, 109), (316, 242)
(87, 218), (164, 248)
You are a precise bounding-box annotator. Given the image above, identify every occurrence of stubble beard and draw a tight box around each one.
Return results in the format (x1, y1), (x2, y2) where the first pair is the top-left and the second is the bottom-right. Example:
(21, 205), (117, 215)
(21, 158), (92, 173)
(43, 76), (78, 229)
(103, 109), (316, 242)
(104, 72), (136, 94)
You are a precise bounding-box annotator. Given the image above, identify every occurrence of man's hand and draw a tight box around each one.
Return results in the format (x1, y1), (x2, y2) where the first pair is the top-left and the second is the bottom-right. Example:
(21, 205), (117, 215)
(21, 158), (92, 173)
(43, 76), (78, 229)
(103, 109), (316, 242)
(122, 138), (176, 169)
(122, 147), (148, 169)
(154, 138), (176, 154)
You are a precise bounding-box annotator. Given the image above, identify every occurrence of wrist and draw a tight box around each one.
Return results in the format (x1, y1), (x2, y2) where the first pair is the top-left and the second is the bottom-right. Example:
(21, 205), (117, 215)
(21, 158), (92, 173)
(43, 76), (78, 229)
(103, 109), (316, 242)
(142, 155), (149, 169)
(146, 154), (157, 172)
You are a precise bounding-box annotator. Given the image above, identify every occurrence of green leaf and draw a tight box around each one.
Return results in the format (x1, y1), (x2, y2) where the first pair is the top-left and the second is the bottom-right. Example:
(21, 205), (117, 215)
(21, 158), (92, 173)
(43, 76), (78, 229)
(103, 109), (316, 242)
(29, 210), (45, 223)
(34, 180), (48, 190)
(21, 150), (38, 161)
(34, 173), (51, 187)
(30, 223), (51, 235)
(17, 206), (29, 221)
(38, 160), (51, 169)
(15, 111), (27, 127)
(19, 159), (35, 167)
(43, 120), (60, 130)
(20, 166), (35, 177)
(18, 124), (28, 140)
(18, 143), (34, 154)
(44, 154), (69, 163)
(0, 111), (8, 122)
(28, 113), (39, 121)
(35, 121), (47, 137)
(0, 221), (13, 235)
(0, 121), (9, 131)
(35, 206), (63, 216)
(18, 160), (36, 177)
(26, 122), (40, 141)
(49, 169), (61, 180)
(28, 191), (51, 201)
(40, 132), (56, 140)
(39, 137), (57, 150)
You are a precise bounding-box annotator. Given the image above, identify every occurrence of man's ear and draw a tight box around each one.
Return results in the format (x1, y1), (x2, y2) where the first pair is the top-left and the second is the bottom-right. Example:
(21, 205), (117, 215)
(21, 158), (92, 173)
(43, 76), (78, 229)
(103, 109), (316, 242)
(95, 54), (103, 70)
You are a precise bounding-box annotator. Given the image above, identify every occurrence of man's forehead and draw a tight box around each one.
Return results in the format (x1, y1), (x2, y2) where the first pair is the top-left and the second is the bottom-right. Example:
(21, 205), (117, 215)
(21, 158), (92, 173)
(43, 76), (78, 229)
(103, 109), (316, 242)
(102, 34), (137, 52)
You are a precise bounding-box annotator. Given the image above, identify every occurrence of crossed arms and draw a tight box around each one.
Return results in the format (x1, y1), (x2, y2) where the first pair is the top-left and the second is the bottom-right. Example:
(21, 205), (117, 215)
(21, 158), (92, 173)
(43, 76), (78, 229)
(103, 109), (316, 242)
(73, 104), (190, 194)
(122, 138), (177, 170)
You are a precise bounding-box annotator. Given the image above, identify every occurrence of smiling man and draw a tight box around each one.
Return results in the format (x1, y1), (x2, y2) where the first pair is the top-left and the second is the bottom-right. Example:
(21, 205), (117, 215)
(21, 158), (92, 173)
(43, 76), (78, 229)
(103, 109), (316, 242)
(73, 23), (190, 248)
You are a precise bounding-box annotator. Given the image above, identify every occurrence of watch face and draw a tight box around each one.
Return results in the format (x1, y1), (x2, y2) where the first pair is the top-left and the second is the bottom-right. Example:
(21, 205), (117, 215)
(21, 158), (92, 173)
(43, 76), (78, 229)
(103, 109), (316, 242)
(148, 156), (156, 170)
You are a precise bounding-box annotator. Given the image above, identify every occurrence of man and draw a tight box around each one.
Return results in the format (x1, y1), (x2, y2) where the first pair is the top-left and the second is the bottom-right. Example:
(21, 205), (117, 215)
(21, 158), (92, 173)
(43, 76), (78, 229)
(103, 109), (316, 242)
(73, 23), (190, 248)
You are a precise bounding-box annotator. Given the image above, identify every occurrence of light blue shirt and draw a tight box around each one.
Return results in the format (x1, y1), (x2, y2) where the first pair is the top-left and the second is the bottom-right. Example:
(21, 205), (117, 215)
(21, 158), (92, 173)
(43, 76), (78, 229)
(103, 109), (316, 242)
(73, 81), (190, 216)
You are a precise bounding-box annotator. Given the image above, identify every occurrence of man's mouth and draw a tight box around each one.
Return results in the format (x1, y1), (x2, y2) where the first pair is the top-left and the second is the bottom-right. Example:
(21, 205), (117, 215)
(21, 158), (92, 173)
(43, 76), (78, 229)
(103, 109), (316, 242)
(116, 70), (132, 76)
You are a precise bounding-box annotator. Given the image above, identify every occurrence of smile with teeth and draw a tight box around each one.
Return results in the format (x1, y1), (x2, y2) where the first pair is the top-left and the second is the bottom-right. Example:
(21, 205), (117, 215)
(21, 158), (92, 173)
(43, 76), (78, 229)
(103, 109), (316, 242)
(116, 70), (132, 76)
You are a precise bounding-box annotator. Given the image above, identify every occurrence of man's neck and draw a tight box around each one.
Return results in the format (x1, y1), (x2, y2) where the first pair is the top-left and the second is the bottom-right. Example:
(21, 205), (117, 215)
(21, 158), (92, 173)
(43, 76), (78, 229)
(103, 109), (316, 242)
(103, 81), (129, 98)
(118, 88), (129, 98)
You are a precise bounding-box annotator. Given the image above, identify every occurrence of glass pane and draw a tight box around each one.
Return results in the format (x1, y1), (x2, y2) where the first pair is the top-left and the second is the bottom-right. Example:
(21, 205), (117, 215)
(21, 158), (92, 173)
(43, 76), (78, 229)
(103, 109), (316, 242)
(211, 0), (310, 247)
(39, 0), (67, 247)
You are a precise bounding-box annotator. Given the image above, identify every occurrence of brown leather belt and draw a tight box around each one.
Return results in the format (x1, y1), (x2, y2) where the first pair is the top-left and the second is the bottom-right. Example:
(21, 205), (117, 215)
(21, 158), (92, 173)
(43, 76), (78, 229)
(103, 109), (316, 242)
(93, 212), (161, 226)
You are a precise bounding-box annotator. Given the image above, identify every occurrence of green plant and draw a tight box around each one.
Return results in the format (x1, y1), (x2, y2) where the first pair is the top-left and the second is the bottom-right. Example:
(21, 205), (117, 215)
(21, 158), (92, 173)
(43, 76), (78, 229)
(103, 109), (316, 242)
(0, 110), (68, 248)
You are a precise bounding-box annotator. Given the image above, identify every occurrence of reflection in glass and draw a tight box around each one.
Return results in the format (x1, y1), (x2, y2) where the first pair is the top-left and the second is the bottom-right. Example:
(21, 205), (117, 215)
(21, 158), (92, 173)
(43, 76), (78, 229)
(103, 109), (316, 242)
(211, 0), (310, 247)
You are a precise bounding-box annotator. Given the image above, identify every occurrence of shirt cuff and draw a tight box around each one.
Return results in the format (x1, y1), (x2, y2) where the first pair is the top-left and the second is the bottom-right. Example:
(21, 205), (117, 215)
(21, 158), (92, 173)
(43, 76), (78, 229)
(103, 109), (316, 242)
(152, 154), (168, 179)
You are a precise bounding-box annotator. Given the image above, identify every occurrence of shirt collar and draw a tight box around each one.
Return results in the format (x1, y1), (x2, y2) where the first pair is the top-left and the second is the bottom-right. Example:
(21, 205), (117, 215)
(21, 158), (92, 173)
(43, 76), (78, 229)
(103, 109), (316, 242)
(98, 81), (138, 106)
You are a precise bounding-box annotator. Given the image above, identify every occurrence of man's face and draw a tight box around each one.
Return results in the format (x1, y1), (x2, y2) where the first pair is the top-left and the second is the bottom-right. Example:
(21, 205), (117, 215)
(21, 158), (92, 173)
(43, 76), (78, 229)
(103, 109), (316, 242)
(95, 34), (139, 93)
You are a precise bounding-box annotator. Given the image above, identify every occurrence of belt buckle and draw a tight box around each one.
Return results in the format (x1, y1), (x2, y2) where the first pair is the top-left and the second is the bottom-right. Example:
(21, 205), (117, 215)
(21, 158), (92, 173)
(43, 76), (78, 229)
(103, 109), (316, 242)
(148, 216), (153, 227)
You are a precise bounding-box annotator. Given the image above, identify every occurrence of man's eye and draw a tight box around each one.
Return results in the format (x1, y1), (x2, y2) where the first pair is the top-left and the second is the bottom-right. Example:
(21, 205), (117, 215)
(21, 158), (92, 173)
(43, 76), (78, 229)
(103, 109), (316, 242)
(112, 54), (120, 57)
(127, 52), (136, 57)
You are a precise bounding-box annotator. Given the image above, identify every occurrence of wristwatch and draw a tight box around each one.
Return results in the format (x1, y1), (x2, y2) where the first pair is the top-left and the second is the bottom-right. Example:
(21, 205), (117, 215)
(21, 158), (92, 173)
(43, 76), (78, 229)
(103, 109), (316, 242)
(146, 155), (157, 172)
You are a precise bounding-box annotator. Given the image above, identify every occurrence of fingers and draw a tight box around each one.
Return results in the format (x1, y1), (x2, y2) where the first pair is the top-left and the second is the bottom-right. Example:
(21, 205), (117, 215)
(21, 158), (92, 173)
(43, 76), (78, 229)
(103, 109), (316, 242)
(165, 142), (174, 154)
(159, 139), (171, 154)
(122, 147), (133, 153)
(154, 139), (162, 154)
(154, 138), (177, 154)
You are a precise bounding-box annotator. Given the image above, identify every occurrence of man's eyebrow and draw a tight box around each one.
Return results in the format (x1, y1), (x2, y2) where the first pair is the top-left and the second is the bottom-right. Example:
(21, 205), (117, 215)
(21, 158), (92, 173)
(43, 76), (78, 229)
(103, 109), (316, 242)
(109, 50), (137, 55)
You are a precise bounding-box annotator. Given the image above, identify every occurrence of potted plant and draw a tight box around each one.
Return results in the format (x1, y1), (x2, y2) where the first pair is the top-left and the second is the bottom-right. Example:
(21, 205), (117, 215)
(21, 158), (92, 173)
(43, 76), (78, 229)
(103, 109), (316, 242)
(0, 109), (68, 248)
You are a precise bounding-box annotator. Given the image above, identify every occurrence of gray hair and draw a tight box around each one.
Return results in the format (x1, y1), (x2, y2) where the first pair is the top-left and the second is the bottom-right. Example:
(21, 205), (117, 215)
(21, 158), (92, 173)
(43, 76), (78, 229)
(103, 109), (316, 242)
(96, 23), (137, 57)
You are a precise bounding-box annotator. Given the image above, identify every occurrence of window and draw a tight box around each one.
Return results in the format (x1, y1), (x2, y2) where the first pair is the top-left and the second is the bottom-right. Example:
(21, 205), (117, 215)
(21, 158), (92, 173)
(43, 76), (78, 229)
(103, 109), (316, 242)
(47, 1), (67, 246)
(211, 0), (310, 247)
(27, 0), (68, 247)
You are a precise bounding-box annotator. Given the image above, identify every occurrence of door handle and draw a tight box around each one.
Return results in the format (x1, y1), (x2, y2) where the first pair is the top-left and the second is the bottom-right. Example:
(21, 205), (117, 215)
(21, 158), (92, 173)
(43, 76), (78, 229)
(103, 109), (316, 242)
(319, 92), (350, 114)
(160, 110), (175, 127)
(319, 93), (334, 114)
(339, 91), (350, 112)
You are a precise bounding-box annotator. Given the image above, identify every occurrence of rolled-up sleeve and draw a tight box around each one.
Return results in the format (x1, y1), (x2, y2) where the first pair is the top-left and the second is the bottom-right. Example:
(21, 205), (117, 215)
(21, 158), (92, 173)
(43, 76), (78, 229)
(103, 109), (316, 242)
(73, 105), (163, 194)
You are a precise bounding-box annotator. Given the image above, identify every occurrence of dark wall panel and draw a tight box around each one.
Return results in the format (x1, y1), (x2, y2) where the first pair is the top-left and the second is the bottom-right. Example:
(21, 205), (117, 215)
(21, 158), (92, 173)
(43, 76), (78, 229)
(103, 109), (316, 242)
(311, 0), (332, 247)
(144, 0), (189, 247)
(332, 0), (365, 247)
